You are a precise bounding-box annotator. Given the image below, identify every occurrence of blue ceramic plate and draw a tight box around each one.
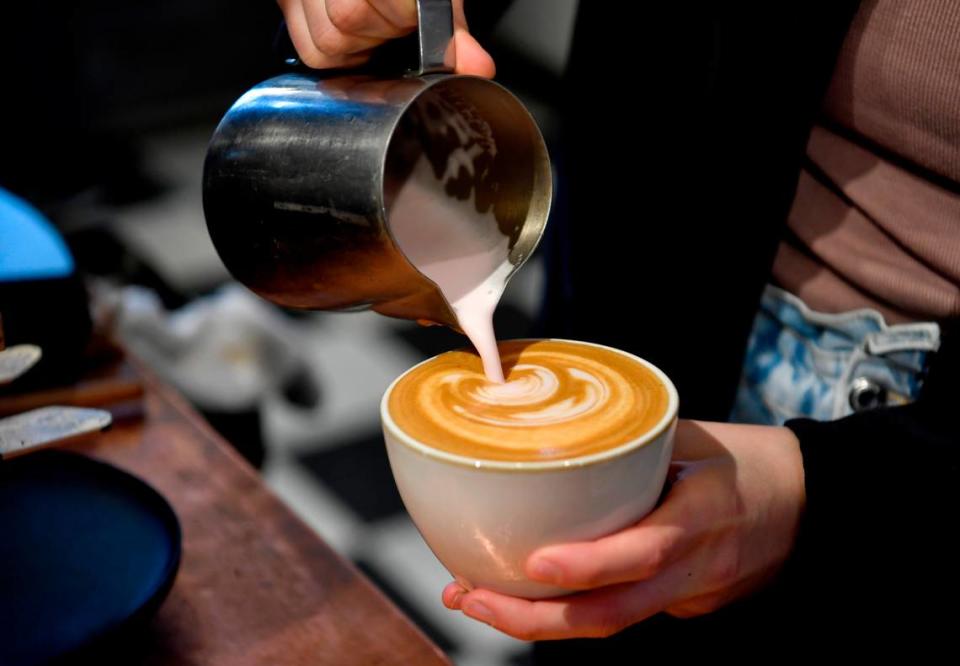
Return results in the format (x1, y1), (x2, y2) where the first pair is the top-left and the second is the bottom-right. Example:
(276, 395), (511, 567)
(0, 451), (181, 665)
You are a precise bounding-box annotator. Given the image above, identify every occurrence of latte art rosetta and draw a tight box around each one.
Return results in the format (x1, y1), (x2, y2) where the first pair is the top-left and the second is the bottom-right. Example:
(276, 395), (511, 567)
(388, 340), (670, 462)
(447, 364), (609, 428)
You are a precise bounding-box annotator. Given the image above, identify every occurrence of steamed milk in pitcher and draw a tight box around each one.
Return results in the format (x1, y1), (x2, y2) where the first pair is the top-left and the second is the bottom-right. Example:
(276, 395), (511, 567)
(388, 91), (515, 383)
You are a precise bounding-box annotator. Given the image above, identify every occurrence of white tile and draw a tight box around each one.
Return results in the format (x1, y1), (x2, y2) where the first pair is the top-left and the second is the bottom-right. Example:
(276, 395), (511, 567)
(262, 312), (421, 454)
(359, 515), (529, 658)
(107, 127), (228, 292)
(110, 199), (229, 291)
(495, 0), (578, 76)
(261, 454), (361, 555)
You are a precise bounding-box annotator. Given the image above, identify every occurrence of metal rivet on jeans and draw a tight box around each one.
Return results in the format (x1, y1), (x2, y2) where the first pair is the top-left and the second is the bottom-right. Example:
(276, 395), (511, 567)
(849, 377), (887, 412)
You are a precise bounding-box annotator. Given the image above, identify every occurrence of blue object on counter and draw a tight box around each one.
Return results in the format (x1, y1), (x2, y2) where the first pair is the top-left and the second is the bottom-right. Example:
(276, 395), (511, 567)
(0, 188), (74, 282)
(0, 451), (181, 665)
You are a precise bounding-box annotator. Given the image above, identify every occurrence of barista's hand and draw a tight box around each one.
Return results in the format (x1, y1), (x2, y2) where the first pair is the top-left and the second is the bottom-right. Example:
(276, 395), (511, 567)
(442, 420), (806, 640)
(277, 0), (495, 76)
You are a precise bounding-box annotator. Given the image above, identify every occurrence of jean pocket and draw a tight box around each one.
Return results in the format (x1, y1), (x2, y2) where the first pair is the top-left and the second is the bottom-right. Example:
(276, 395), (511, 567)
(732, 286), (940, 426)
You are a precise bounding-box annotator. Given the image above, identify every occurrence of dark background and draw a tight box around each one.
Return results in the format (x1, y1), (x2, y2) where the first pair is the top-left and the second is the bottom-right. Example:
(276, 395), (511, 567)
(0, 2), (578, 663)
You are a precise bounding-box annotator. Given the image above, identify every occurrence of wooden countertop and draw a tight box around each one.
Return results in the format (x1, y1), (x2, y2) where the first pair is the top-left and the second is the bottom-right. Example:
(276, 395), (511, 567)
(64, 361), (450, 665)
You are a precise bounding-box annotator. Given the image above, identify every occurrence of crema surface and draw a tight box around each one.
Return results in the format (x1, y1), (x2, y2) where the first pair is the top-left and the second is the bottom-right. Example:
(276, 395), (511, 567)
(388, 340), (669, 462)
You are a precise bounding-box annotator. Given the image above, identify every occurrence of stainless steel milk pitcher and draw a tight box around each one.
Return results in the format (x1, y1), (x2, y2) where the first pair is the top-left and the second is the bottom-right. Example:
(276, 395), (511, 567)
(202, 0), (551, 329)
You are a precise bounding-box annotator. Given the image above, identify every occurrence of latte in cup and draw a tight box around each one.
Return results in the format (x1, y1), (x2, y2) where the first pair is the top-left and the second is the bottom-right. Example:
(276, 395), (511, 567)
(388, 339), (670, 462)
(382, 339), (678, 599)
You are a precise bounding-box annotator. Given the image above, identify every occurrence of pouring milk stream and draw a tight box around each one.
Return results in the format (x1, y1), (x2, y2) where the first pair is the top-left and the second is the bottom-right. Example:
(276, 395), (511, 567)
(389, 95), (513, 383)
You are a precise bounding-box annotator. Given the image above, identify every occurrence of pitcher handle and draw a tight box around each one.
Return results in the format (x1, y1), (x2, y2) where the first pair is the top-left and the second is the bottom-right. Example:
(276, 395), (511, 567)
(413, 0), (456, 74)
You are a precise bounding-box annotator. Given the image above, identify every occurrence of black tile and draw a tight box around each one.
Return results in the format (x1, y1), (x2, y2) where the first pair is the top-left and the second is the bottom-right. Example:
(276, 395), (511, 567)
(492, 301), (537, 340)
(200, 407), (266, 470)
(353, 558), (459, 655)
(297, 430), (406, 523)
(394, 301), (535, 360)
(278, 364), (322, 409)
(507, 647), (536, 665)
(65, 225), (192, 309)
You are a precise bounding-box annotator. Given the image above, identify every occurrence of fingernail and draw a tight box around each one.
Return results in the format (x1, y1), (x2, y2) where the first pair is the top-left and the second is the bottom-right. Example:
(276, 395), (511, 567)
(450, 588), (465, 609)
(463, 600), (494, 624)
(529, 558), (561, 582)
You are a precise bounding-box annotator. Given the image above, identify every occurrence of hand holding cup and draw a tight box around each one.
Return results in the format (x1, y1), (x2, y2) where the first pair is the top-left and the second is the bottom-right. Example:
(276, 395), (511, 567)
(382, 339), (680, 599)
(441, 420), (806, 640)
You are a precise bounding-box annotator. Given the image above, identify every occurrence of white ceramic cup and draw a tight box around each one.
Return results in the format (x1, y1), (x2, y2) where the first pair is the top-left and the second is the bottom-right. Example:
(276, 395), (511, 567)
(381, 339), (679, 599)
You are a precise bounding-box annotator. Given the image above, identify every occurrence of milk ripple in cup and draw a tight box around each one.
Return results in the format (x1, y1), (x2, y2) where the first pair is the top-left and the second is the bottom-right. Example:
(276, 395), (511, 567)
(382, 339), (679, 598)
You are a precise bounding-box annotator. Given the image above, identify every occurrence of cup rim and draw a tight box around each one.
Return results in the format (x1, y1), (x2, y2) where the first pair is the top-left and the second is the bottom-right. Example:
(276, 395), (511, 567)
(380, 338), (680, 473)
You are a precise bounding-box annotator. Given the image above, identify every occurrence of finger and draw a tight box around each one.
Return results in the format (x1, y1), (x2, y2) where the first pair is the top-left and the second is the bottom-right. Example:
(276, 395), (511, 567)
(526, 498), (697, 589)
(302, 1), (384, 56)
(324, 0), (416, 39)
(458, 575), (682, 641)
(453, 29), (496, 77)
(367, 0), (418, 30)
(279, 0), (370, 68)
(450, 0), (495, 77)
(664, 591), (729, 619)
(672, 419), (731, 460)
(442, 582), (467, 610)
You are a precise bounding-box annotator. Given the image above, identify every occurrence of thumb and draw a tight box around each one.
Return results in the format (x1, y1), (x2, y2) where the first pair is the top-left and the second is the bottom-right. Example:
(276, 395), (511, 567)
(451, 0), (496, 77)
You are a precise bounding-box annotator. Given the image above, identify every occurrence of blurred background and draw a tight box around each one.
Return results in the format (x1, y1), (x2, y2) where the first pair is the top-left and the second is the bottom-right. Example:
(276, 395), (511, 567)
(0, 1), (577, 664)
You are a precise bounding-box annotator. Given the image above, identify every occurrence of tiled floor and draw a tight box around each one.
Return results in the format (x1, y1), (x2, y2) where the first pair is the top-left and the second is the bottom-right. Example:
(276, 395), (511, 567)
(99, 125), (546, 665)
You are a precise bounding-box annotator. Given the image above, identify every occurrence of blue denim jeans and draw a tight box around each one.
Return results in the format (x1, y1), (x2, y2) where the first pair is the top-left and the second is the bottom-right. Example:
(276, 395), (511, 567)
(730, 285), (941, 426)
